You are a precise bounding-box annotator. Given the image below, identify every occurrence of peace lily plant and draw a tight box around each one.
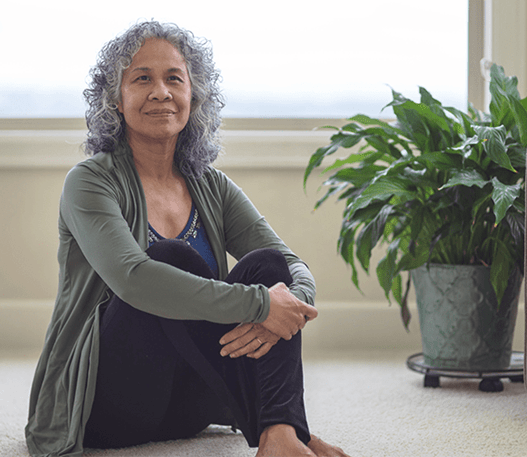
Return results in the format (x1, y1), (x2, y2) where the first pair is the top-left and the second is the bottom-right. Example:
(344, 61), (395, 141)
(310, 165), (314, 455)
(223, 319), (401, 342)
(304, 65), (526, 329)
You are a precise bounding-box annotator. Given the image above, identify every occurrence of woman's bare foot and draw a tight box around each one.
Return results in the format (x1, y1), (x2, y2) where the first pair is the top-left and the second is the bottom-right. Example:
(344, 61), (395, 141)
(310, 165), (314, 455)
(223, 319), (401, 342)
(307, 434), (350, 457)
(256, 424), (316, 457)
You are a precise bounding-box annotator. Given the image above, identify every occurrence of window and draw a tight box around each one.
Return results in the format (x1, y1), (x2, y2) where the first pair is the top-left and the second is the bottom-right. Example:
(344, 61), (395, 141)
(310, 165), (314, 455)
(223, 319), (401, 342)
(1, 0), (468, 118)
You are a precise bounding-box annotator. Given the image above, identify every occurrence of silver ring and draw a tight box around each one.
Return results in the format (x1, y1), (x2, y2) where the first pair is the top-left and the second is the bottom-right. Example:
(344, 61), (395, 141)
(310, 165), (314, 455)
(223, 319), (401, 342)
(256, 338), (263, 346)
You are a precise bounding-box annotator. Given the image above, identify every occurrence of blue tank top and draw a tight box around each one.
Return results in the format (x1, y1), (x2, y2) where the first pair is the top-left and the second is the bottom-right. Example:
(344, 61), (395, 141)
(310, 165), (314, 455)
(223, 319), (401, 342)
(147, 203), (219, 278)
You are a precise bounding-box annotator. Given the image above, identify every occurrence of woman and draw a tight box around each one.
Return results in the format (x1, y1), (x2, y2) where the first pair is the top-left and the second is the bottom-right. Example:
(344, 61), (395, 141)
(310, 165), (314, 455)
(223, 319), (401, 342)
(25, 21), (348, 457)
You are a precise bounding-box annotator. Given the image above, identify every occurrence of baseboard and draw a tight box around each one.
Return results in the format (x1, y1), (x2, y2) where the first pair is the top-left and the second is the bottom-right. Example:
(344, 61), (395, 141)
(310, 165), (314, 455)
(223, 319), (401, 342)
(0, 299), (524, 357)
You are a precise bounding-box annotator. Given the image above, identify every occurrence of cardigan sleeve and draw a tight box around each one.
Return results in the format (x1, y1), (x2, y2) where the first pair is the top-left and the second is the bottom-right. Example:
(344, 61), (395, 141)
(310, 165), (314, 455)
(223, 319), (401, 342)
(60, 162), (270, 324)
(216, 171), (316, 306)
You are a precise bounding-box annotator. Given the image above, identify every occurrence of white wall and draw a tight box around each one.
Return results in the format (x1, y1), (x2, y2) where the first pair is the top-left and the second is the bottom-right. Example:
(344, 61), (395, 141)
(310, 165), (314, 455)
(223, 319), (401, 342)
(0, 124), (426, 356)
(0, 123), (524, 357)
(1, 0), (527, 356)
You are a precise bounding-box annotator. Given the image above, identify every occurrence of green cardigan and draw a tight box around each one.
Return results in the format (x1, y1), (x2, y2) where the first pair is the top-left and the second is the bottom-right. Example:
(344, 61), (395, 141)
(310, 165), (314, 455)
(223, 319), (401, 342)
(25, 144), (316, 457)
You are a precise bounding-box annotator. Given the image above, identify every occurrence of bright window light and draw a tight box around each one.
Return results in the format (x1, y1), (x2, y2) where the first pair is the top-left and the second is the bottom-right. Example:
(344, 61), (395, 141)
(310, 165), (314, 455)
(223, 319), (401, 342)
(1, 0), (468, 118)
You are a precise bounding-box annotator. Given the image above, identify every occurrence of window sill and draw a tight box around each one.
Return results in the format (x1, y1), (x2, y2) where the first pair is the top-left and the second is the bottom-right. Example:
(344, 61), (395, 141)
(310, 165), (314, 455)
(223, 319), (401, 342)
(0, 127), (336, 169)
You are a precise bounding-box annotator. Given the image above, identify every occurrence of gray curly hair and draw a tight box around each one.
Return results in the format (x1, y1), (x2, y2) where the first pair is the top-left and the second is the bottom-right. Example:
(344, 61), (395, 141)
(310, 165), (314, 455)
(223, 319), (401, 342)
(83, 20), (225, 179)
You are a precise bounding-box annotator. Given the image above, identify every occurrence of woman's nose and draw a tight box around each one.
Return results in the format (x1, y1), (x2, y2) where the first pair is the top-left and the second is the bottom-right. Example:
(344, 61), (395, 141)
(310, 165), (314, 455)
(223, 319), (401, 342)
(149, 81), (172, 101)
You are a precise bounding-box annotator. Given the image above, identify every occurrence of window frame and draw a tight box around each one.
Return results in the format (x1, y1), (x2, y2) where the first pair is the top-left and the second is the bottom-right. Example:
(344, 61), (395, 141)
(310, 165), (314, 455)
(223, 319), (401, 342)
(1, 0), (523, 134)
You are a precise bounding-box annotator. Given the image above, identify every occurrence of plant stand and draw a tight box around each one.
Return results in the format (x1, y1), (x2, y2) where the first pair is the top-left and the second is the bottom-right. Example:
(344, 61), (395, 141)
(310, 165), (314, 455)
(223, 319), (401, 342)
(406, 352), (524, 392)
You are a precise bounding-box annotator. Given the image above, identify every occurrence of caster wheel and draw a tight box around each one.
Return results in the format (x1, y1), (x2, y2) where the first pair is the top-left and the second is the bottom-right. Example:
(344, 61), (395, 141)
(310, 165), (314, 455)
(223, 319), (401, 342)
(479, 378), (504, 392)
(424, 375), (440, 388)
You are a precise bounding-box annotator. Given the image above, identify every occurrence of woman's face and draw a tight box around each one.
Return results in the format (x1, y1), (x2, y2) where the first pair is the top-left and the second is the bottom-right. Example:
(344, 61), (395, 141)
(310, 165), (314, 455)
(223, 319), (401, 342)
(118, 38), (192, 147)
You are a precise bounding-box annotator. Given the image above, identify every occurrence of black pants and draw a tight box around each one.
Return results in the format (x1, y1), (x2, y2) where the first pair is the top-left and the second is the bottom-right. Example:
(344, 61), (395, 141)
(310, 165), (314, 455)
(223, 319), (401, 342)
(84, 240), (310, 449)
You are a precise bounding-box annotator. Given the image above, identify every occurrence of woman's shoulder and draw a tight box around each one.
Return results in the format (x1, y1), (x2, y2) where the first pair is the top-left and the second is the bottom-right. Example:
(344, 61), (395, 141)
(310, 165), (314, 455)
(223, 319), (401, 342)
(68, 152), (116, 177)
(63, 151), (133, 202)
(199, 166), (237, 190)
(67, 145), (135, 182)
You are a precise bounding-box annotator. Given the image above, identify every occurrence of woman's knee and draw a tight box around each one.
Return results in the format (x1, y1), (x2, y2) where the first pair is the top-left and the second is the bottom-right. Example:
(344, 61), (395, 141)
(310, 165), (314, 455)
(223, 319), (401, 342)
(248, 248), (288, 266)
(227, 249), (293, 288)
(257, 249), (291, 279)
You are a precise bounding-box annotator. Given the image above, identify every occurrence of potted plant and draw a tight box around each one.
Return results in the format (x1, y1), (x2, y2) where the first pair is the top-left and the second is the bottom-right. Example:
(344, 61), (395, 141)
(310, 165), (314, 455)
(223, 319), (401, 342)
(304, 65), (526, 370)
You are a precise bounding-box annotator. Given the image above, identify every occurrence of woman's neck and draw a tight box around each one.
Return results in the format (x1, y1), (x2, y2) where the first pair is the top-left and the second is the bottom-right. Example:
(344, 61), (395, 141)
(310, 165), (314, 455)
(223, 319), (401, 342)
(129, 137), (179, 183)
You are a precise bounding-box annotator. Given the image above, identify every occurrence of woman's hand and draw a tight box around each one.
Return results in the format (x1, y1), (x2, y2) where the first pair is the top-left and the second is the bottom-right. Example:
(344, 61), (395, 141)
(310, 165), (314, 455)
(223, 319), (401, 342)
(220, 323), (280, 359)
(262, 282), (318, 340)
(219, 282), (318, 358)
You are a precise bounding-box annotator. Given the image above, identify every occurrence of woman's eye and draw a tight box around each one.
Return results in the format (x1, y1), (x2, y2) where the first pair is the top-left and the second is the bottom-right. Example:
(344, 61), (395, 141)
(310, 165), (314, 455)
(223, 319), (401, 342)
(135, 75), (149, 82)
(168, 75), (183, 83)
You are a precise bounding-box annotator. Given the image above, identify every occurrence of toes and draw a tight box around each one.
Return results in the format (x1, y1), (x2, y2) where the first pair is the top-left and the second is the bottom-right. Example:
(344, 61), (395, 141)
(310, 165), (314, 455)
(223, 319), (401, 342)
(307, 435), (350, 457)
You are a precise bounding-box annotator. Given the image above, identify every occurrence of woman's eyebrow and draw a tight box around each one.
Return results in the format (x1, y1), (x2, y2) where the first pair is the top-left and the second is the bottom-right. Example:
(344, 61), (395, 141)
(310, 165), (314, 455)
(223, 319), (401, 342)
(131, 67), (151, 73)
(130, 67), (186, 73)
(167, 67), (187, 75)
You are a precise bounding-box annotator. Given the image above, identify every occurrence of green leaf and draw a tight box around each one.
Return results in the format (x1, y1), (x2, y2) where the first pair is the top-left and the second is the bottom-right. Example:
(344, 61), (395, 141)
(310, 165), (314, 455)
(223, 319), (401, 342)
(450, 135), (482, 153)
(507, 143), (527, 169)
(383, 90), (456, 153)
(441, 170), (489, 190)
(489, 64), (520, 128)
(471, 192), (493, 223)
(419, 87), (459, 142)
(489, 238), (513, 305)
(474, 125), (515, 171)
(419, 86), (442, 107)
(348, 177), (416, 215)
(338, 132), (365, 149)
(491, 177), (521, 224)
(398, 244), (429, 271)
(304, 129), (368, 186)
(322, 150), (385, 174)
(508, 96), (527, 145)
(445, 106), (476, 135)
(395, 99), (452, 135)
(355, 205), (395, 271)
(329, 166), (380, 184)
(490, 64), (521, 100)
(392, 105), (431, 152)
(364, 133), (400, 159)
(338, 222), (360, 290)
(348, 114), (390, 128)
(313, 182), (350, 210)
(409, 208), (425, 253)
(391, 272), (403, 305)
(304, 143), (339, 186)
(400, 274), (412, 330)
(415, 151), (464, 171)
(505, 212), (525, 251)
(376, 238), (401, 302)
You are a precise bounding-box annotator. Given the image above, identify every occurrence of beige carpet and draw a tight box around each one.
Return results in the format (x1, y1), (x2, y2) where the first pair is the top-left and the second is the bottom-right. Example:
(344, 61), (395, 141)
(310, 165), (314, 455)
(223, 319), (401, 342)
(1, 350), (526, 457)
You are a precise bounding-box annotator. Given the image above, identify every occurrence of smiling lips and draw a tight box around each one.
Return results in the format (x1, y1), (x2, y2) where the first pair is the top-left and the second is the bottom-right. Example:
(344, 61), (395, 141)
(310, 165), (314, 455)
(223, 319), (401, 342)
(145, 109), (175, 116)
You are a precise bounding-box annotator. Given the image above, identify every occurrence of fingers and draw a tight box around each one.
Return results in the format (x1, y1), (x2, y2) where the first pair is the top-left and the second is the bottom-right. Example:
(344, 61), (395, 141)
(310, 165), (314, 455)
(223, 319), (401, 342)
(301, 303), (318, 323)
(221, 336), (264, 358)
(247, 342), (273, 359)
(220, 324), (279, 358)
(220, 330), (258, 356)
(265, 302), (315, 339)
(219, 323), (253, 345)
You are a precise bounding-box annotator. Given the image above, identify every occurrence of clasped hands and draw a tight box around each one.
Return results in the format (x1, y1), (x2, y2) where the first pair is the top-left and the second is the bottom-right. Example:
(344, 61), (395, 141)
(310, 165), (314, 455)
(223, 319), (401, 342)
(219, 282), (318, 360)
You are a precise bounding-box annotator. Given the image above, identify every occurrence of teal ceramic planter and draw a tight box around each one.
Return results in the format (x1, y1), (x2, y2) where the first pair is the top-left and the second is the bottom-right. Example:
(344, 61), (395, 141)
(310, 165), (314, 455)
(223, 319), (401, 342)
(412, 264), (522, 370)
